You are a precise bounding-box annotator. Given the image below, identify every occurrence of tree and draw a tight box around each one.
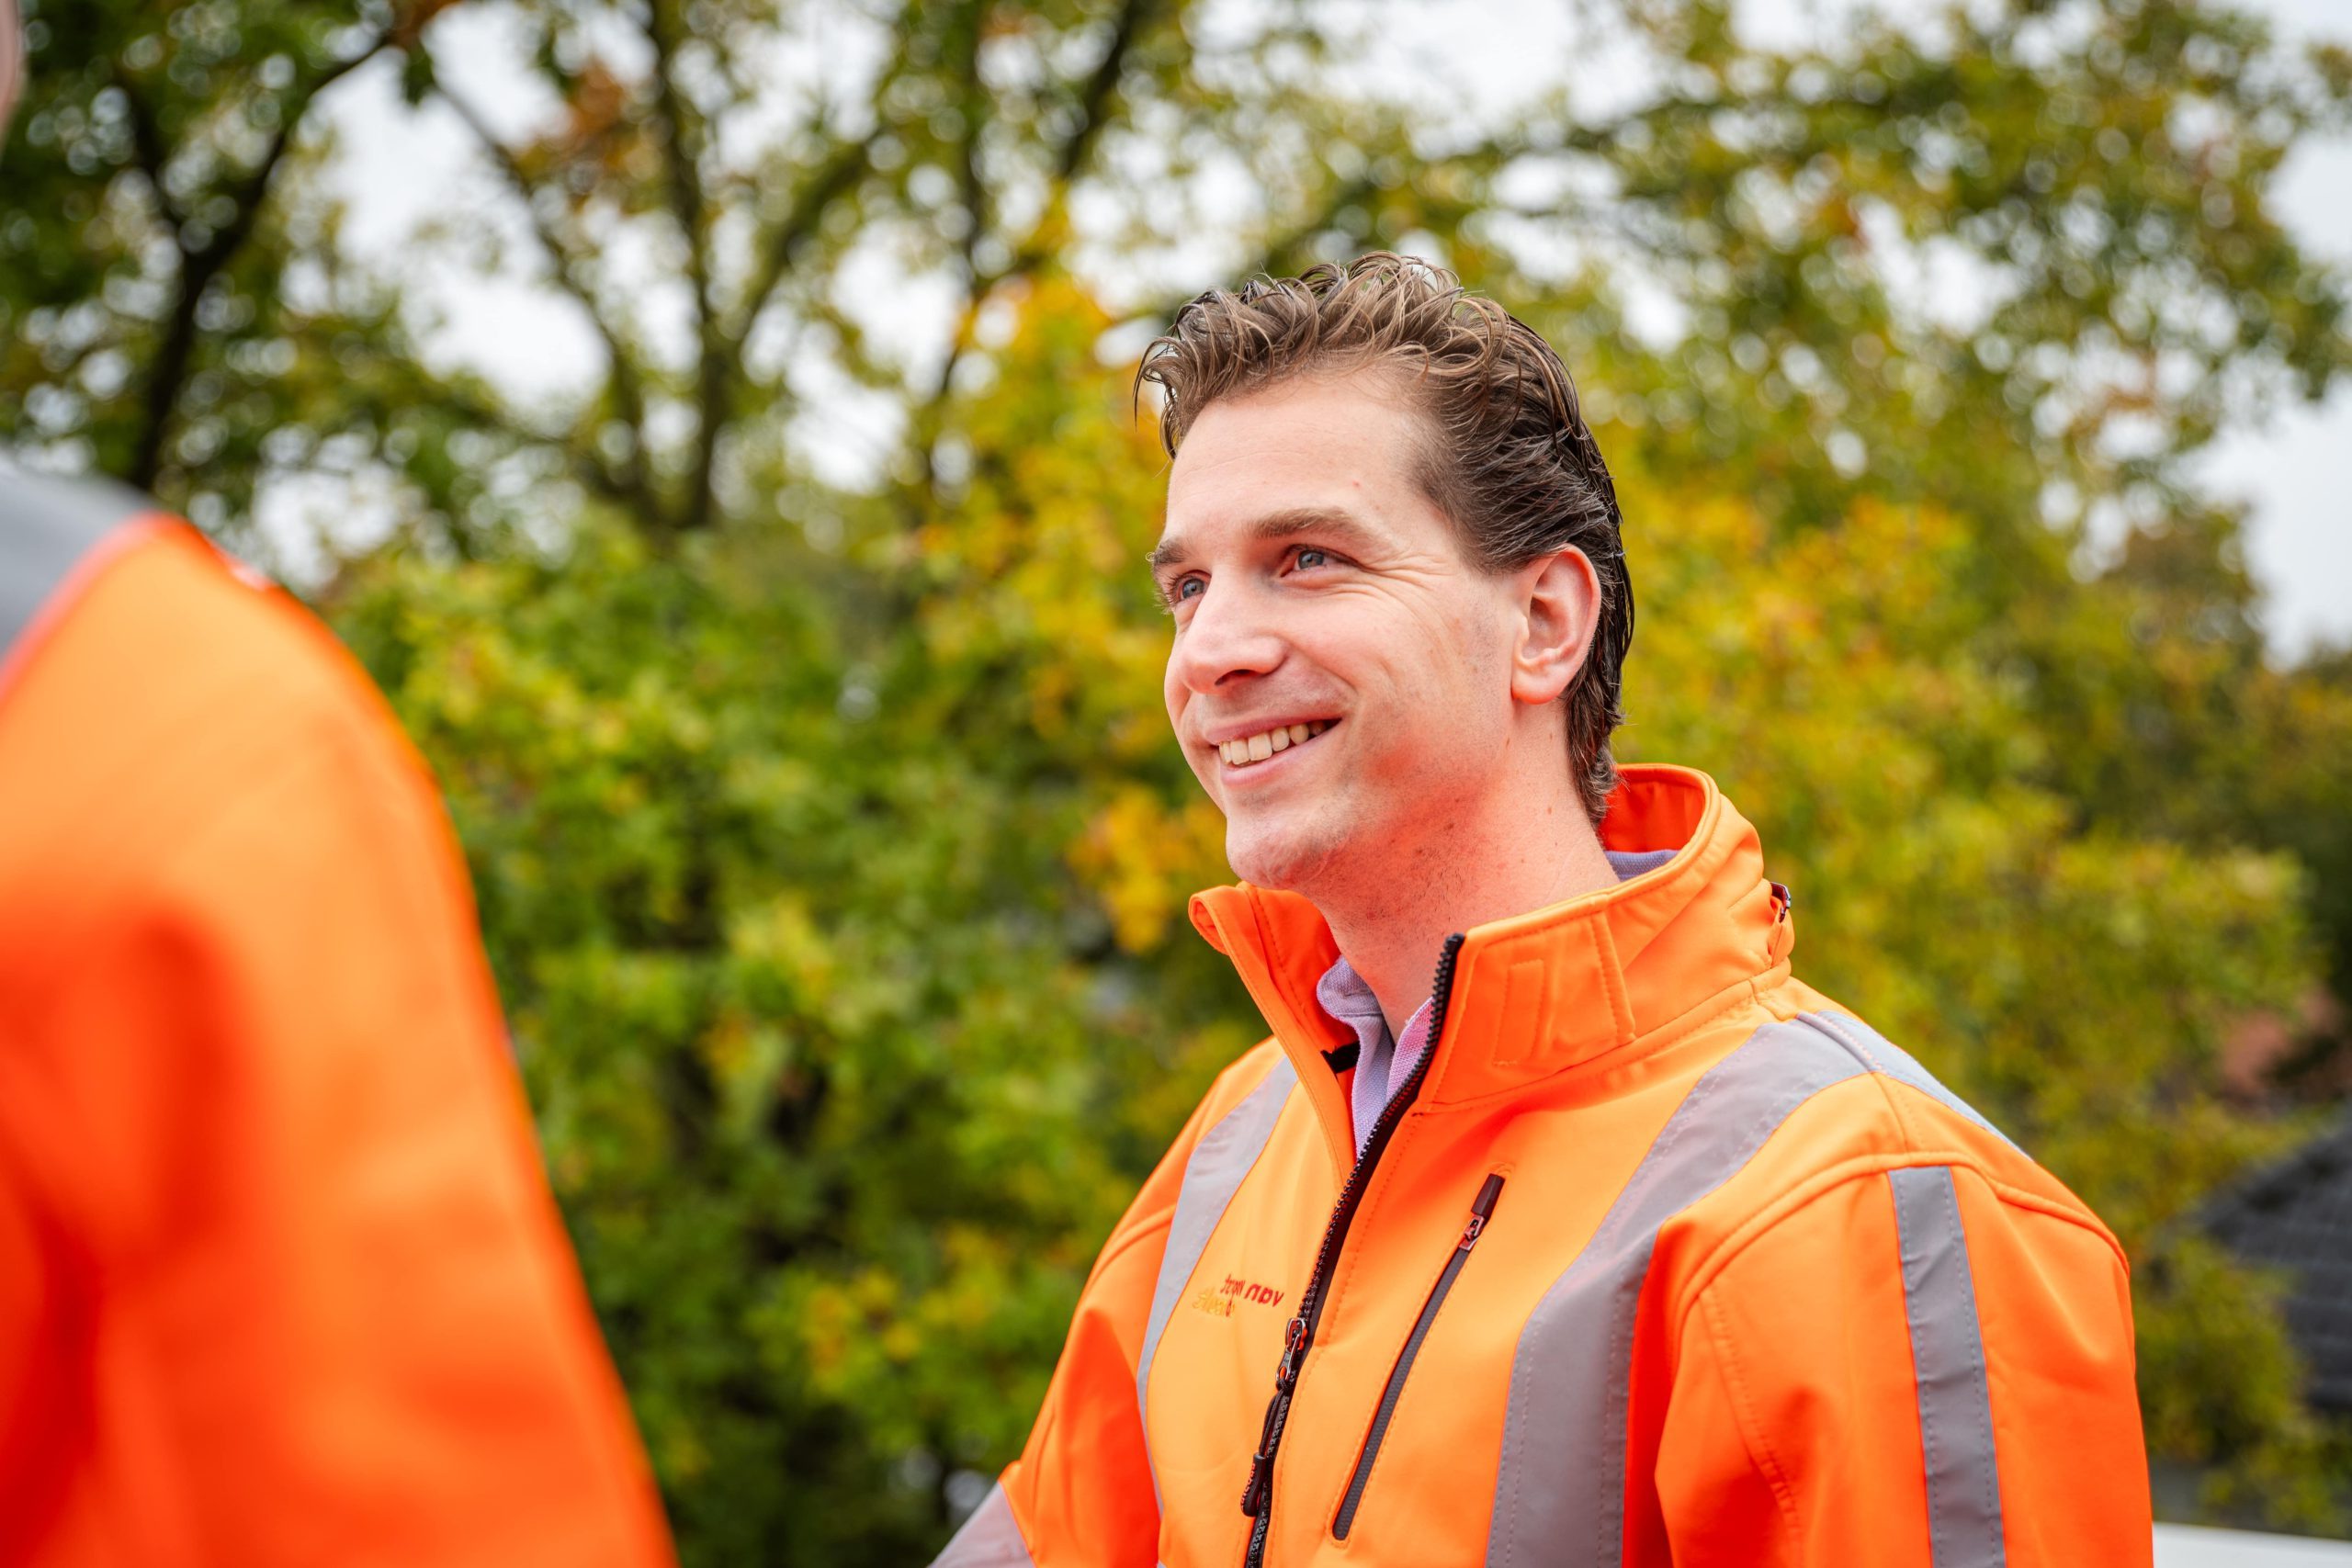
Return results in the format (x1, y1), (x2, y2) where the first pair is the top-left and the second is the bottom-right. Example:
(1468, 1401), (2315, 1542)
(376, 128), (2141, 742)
(9, 0), (2352, 1554)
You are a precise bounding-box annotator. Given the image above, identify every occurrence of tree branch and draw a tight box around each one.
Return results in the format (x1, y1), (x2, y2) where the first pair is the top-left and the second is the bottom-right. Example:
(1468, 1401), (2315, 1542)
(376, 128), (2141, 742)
(903, 0), (1161, 509)
(646, 0), (726, 535)
(200, 37), (391, 275)
(1053, 0), (1154, 186)
(734, 0), (990, 352)
(416, 376), (635, 518)
(434, 73), (654, 517)
(992, 0), (1159, 287)
(110, 65), (182, 227)
(732, 130), (876, 346)
(949, 1), (992, 281)
(725, 15), (932, 392)
(129, 32), (392, 491)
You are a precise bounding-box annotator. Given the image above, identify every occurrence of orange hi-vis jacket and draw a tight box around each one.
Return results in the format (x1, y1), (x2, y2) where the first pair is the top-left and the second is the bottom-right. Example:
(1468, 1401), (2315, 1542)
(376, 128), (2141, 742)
(934, 765), (2151, 1568)
(0, 474), (675, 1567)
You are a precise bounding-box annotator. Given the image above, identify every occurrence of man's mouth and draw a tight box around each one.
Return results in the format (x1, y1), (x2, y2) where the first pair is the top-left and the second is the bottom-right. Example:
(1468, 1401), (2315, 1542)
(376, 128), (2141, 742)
(1216, 720), (1335, 769)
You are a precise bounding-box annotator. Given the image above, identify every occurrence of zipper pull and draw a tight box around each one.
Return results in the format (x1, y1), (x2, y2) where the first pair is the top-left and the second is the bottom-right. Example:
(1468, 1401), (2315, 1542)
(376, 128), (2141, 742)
(1274, 1313), (1307, 1387)
(1241, 1397), (1286, 1517)
(1458, 1172), (1506, 1251)
(1242, 1450), (1272, 1517)
(1242, 1317), (1306, 1517)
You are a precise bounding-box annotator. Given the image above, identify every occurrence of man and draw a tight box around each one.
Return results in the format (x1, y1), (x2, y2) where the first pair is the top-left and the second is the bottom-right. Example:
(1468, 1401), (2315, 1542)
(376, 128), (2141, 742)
(932, 254), (2149, 1566)
(0, 10), (675, 1562)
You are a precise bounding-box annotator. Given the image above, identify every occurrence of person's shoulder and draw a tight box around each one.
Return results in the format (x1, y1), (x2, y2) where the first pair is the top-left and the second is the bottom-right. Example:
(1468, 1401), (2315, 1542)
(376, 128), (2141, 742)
(0, 511), (444, 914)
(1647, 986), (2132, 1337)
(50, 518), (423, 796)
(1690, 981), (2120, 1258)
(145, 525), (386, 724)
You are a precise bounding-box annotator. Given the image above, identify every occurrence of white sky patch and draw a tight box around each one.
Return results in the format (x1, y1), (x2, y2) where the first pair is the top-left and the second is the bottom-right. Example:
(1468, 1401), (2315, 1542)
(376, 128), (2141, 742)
(250, 464), (407, 591)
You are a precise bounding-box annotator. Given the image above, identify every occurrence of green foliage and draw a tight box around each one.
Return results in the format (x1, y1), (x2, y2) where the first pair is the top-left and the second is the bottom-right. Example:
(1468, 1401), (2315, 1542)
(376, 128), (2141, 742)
(10, 0), (2352, 1554)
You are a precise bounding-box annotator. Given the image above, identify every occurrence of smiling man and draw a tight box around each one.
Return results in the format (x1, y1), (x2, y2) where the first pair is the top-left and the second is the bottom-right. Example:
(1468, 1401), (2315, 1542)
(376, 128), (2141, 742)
(930, 254), (2152, 1568)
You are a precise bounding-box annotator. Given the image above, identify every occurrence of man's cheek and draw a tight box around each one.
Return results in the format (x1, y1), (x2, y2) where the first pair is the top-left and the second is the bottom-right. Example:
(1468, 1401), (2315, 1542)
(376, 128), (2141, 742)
(1193, 752), (1223, 804)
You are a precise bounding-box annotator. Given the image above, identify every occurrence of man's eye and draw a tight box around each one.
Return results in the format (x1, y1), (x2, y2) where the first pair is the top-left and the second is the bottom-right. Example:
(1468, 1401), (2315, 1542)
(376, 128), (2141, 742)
(1174, 577), (1205, 602)
(1295, 547), (1329, 570)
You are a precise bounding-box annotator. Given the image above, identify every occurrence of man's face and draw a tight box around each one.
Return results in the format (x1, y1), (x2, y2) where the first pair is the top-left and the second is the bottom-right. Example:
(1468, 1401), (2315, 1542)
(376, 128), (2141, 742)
(1155, 371), (1531, 896)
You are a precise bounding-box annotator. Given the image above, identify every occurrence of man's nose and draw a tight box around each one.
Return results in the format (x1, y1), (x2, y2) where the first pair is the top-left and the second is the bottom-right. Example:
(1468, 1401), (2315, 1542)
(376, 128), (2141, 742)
(1169, 581), (1286, 695)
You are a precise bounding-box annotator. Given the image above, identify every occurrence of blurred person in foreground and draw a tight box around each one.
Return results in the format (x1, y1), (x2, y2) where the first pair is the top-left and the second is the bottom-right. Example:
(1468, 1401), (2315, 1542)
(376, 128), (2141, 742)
(0, 6), (676, 1562)
(933, 254), (2151, 1567)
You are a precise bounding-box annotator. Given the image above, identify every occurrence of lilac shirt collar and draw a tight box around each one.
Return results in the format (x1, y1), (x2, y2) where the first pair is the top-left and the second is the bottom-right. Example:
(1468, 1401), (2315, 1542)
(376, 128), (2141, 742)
(1313, 848), (1677, 1156)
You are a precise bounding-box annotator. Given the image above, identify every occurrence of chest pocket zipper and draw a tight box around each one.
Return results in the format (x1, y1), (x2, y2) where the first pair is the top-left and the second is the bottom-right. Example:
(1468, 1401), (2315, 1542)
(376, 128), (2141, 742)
(1330, 1172), (1507, 1540)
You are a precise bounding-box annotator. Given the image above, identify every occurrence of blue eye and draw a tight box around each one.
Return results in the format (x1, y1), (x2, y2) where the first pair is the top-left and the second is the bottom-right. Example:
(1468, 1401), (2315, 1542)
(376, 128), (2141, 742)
(1295, 548), (1329, 570)
(1175, 577), (1204, 601)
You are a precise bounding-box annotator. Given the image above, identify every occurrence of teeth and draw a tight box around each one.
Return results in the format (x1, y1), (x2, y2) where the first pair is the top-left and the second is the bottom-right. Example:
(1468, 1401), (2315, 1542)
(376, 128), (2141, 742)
(1219, 721), (1332, 768)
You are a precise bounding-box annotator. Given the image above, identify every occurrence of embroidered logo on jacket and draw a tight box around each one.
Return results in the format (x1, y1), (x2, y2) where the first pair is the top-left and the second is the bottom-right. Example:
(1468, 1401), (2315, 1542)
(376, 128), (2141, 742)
(1189, 1274), (1286, 1317)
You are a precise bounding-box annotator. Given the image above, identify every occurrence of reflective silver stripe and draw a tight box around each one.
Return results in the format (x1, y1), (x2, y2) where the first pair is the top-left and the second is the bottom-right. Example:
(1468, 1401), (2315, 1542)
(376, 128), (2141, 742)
(1136, 1054), (1298, 1439)
(1486, 1020), (1871, 1568)
(1804, 1010), (2021, 1156)
(928, 1482), (1035, 1567)
(0, 469), (150, 663)
(1889, 1165), (2007, 1568)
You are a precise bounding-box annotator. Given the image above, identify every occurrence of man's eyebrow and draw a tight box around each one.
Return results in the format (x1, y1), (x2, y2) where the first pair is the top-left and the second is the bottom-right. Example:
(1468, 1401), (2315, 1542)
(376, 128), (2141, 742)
(1147, 507), (1386, 575)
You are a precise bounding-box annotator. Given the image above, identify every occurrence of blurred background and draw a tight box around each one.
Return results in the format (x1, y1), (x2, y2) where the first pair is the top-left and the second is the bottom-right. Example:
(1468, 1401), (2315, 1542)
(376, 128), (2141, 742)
(5, 0), (2350, 1559)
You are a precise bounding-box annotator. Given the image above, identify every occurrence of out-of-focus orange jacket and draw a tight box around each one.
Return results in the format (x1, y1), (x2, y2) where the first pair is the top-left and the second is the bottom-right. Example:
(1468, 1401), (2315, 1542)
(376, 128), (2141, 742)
(0, 475), (676, 1568)
(933, 764), (2151, 1568)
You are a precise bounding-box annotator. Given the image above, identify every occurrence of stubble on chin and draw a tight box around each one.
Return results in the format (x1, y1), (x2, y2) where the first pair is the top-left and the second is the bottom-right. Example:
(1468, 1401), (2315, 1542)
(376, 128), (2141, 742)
(1223, 803), (1351, 896)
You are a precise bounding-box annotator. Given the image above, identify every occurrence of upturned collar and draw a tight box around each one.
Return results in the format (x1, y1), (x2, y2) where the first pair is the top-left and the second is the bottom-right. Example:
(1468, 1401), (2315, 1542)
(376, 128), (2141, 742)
(1186, 765), (1797, 1168)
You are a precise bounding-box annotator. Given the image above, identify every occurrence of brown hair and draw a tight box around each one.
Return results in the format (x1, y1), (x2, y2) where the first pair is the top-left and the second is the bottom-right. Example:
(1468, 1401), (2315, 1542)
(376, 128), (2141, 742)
(1136, 252), (1634, 821)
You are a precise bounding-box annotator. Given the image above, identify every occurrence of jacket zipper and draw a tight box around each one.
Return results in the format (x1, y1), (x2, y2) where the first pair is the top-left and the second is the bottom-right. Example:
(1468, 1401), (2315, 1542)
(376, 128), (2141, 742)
(1329, 1171), (1505, 1540)
(1239, 932), (1466, 1568)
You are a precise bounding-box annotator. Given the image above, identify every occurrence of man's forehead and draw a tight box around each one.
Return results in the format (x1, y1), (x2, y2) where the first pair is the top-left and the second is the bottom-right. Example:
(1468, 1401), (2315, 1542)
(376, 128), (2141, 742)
(1160, 367), (1430, 499)
(1149, 373), (1454, 574)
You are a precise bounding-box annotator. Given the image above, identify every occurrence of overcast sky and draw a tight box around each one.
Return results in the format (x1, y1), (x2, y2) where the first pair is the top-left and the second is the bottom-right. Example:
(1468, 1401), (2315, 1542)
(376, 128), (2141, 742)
(319, 0), (2350, 654)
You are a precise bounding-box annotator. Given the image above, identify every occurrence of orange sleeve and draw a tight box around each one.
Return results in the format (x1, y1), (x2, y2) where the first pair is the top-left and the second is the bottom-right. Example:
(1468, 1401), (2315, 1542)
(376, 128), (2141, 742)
(0, 533), (674, 1567)
(1653, 1163), (2150, 1568)
(945, 1060), (1254, 1567)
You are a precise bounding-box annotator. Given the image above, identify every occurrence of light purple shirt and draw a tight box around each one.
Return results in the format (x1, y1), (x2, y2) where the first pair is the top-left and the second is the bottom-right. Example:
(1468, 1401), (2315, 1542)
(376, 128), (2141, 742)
(1314, 848), (1678, 1156)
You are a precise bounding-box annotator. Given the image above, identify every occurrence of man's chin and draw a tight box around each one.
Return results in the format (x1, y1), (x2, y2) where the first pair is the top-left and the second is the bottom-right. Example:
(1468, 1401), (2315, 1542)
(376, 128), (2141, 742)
(1224, 815), (1351, 894)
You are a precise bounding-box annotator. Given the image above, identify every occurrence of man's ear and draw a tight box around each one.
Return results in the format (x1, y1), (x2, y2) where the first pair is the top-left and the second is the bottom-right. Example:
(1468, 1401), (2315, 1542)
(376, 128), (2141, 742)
(1509, 547), (1601, 706)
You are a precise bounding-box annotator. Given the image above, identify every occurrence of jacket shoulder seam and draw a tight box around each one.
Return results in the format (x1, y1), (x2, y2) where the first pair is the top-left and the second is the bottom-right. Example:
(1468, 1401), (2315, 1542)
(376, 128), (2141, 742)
(1792, 1010), (1935, 1151)
(1670, 1154), (2127, 1349)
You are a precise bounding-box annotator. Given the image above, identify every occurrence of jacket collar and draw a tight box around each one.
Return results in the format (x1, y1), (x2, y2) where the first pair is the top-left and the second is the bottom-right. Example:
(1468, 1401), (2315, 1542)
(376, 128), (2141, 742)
(1186, 765), (1795, 1156)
